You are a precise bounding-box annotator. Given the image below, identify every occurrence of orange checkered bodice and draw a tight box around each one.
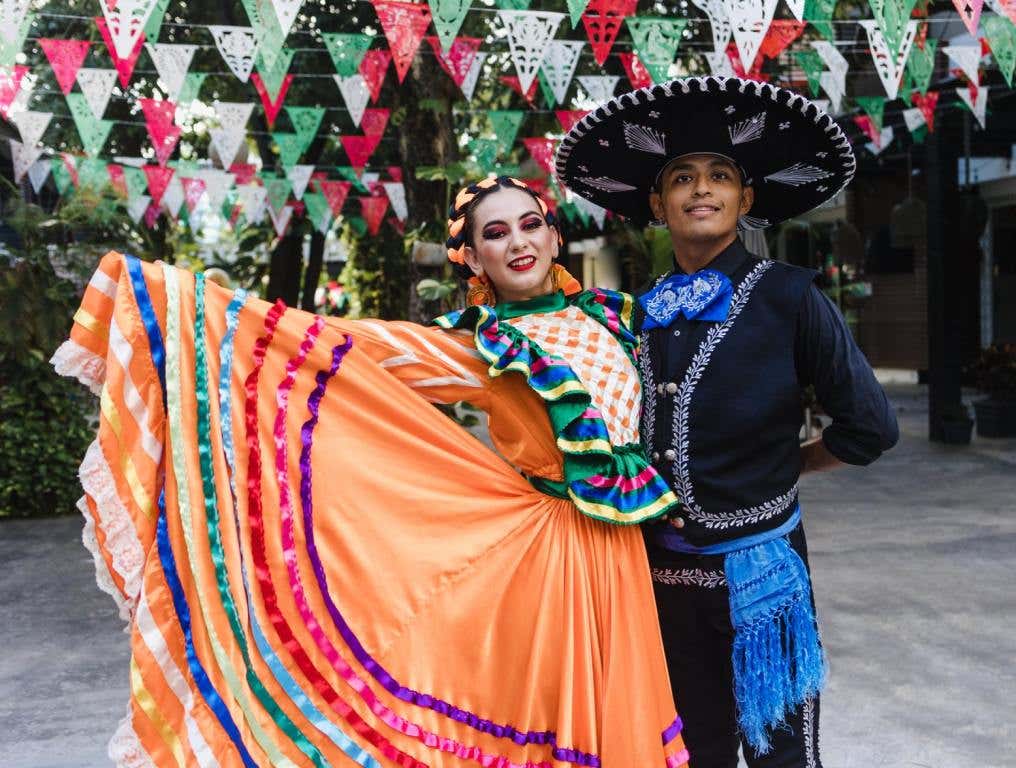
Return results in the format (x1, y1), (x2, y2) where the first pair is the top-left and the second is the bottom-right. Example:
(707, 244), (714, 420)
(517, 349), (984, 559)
(506, 305), (642, 446)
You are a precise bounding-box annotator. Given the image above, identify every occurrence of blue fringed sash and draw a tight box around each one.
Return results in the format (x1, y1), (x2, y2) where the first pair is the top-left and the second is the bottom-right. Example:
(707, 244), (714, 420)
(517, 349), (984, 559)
(660, 506), (825, 753)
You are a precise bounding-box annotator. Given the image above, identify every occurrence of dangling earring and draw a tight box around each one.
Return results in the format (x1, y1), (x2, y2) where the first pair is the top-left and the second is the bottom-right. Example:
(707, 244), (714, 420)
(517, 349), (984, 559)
(466, 274), (496, 307)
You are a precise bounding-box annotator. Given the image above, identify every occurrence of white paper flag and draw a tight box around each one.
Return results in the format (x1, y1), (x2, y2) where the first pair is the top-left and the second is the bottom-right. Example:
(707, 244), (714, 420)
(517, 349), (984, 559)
(811, 40), (848, 79)
(498, 11), (565, 93)
(113, 156), (147, 167)
(576, 74), (620, 103)
(100, 0), (160, 60)
(705, 51), (737, 77)
(361, 171), (381, 186)
(209, 101), (254, 169)
(128, 194), (151, 224)
(859, 19), (918, 100)
(145, 43), (197, 101)
(161, 173), (185, 218)
(194, 168), (235, 210)
(690, 0), (732, 53)
(287, 164), (314, 200)
(902, 106), (926, 132)
(76, 69), (118, 120)
(541, 40), (584, 106)
(238, 183), (268, 224)
(727, 0), (779, 73)
(460, 52), (487, 101)
(270, 0), (304, 39)
(11, 110), (51, 147)
(573, 194), (606, 229)
(942, 43), (983, 86)
(209, 26), (259, 83)
(27, 158), (50, 192)
(866, 126), (894, 155)
(0, 0), (32, 46)
(9, 139), (40, 182)
(818, 70), (845, 113)
(812, 98), (831, 113)
(334, 74), (371, 128)
(382, 181), (408, 221)
(785, 0), (805, 22)
(268, 203), (293, 236)
(957, 85), (988, 129)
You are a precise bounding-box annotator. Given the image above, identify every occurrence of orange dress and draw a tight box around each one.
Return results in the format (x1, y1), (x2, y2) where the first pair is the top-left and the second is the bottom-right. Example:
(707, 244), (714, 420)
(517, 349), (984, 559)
(52, 252), (689, 768)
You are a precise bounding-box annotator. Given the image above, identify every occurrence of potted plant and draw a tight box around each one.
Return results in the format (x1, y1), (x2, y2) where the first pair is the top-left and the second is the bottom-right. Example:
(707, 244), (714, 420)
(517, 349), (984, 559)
(970, 343), (1016, 438)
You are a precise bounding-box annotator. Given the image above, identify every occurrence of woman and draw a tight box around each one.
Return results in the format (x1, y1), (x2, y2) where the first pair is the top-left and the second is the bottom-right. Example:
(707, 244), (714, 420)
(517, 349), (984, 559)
(52, 176), (689, 768)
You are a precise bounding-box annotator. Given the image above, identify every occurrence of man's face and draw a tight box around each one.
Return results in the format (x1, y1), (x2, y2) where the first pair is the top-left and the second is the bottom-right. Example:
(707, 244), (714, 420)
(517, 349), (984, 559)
(648, 154), (754, 245)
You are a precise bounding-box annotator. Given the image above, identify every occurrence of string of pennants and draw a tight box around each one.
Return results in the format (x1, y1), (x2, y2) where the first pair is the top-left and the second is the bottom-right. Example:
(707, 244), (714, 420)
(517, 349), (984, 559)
(2, 0), (1016, 239)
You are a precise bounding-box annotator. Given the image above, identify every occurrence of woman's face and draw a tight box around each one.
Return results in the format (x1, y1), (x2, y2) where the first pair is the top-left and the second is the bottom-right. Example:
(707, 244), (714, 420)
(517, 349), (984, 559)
(462, 187), (557, 303)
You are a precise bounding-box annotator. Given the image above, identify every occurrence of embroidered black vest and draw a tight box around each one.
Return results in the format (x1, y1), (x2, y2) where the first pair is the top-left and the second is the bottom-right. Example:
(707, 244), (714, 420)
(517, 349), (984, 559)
(640, 258), (817, 547)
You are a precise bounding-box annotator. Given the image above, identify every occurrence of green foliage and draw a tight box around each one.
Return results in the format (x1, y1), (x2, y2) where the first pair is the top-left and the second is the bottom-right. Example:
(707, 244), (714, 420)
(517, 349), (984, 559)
(339, 223), (410, 319)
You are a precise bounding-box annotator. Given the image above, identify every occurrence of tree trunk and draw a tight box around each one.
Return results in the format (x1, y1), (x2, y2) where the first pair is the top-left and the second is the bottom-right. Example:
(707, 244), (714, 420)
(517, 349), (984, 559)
(266, 231), (303, 305)
(301, 230), (325, 311)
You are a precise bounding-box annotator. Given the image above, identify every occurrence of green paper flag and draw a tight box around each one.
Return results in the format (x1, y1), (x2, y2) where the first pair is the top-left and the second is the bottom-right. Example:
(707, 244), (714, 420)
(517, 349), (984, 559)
(67, 93), (113, 156)
(469, 138), (500, 173)
(625, 17), (688, 84)
(429, 0), (472, 51)
(537, 71), (556, 110)
(489, 110), (525, 154)
(494, 0), (530, 9)
(0, 12), (33, 68)
(868, 0), (919, 58)
(566, 0), (590, 27)
(983, 14), (1016, 88)
(243, 0), (287, 70)
(794, 50), (826, 97)
(286, 106), (326, 154)
(178, 72), (207, 104)
(905, 37), (937, 95)
(172, 159), (201, 176)
(78, 157), (109, 190)
(804, 0), (837, 42)
(855, 95), (886, 131)
(303, 191), (333, 231)
(323, 33), (374, 77)
(144, 0), (171, 40)
(265, 176), (293, 214)
(256, 46), (296, 100)
(273, 132), (305, 169)
(336, 166), (369, 192)
(52, 157), (73, 194)
(910, 124), (927, 144)
(123, 166), (148, 200)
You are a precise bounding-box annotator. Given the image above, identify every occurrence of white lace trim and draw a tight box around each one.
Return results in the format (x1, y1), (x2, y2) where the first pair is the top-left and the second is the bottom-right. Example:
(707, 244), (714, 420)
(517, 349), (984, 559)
(78, 496), (132, 627)
(78, 440), (146, 622)
(50, 338), (105, 396)
(651, 567), (727, 588)
(108, 704), (155, 768)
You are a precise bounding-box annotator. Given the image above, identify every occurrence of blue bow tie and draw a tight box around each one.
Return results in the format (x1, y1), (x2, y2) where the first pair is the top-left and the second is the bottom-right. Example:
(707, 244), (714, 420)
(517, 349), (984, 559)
(639, 269), (734, 330)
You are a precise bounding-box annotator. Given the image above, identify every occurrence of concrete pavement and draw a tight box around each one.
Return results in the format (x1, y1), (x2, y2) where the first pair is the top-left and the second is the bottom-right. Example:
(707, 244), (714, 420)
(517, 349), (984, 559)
(1, 385), (1013, 767)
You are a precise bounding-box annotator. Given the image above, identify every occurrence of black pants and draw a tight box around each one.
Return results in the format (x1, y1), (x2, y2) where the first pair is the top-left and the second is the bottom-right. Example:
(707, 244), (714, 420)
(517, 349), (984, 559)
(648, 525), (822, 768)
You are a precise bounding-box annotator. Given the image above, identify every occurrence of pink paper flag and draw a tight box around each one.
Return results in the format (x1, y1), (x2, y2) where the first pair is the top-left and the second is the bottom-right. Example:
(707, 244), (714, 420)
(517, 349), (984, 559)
(107, 163), (127, 197)
(0, 65), (29, 119)
(230, 163), (258, 185)
(360, 108), (390, 138)
(426, 35), (482, 88)
(143, 164), (174, 206)
(251, 73), (293, 129)
(359, 49), (392, 102)
(522, 137), (558, 175)
(316, 179), (352, 215)
(39, 39), (91, 96)
(144, 201), (161, 228)
(952, 0), (983, 37)
(617, 52), (652, 90)
(387, 166), (403, 182)
(371, 0), (432, 83)
(95, 17), (144, 88)
(61, 153), (81, 188)
(555, 109), (589, 134)
(139, 98), (180, 166)
(360, 194), (390, 235)
(341, 135), (383, 175)
(181, 177), (206, 213)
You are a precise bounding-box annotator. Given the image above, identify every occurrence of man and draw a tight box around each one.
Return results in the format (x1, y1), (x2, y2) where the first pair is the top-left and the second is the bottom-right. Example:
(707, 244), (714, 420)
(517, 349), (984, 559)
(556, 77), (899, 766)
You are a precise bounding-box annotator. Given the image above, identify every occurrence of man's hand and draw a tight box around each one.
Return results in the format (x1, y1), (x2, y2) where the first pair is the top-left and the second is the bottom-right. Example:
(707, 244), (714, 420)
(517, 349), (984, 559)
(800, 434), (845, 474)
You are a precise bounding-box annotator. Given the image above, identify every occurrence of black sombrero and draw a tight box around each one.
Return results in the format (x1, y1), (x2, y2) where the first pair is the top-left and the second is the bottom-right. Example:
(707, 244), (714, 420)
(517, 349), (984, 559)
(555, 76), (856, 229)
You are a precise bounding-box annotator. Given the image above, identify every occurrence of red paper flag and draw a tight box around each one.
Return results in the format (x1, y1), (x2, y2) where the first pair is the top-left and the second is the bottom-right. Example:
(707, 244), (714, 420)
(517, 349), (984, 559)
(0, 65), (30, 118)
(618, 52), (652, 90)
(852, 115), (880, 144)
(230, 163), (258, 185)
(426, 36), (482, 88)
(387, 166), (403, 182)
(581, 0), (638, 66)
(911, 91), (939, 132)
(726, 41), (768, 82)
(554, 110), (589, 134)
(143, 165), (175, 207)
(317, 180), (352, 215)
(39, 39), (91, 96)
(181, 177), (206, 213)
(139, 98), (181, 167)
(360, 194), (390, 235)
(95, 17), (144, 88)
(759, 20), (805, 61)
(500, 75), (538, 108)
(341, 135), (383, 175)
(388, 216), (405, 235)
(251, 73), (293, 128)
(107, 164), (127, 197)
(144, 201), (161, 228)
(522, 137), (558, 175)
(61, 153), (80, 188)
(523, 177), (557, 213)
(360, 108), (390, 138)
(371, 0), (432, 83)
(359, 49), (391, 103)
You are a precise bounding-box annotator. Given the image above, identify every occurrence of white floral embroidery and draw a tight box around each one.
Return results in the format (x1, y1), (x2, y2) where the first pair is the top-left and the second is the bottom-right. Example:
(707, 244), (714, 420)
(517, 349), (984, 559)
(764, 162), (834, 187)
(652, 567), (728, 588)
(639, 272), (670, 452)
(728, 111), (766, 145)
(803, 696), (818, 768)
(623, 121), (667, 154)
(644, 273), (726, 325)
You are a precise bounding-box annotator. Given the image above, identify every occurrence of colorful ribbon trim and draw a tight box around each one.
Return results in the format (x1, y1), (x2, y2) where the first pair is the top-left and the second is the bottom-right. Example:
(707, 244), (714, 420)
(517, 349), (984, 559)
(126, 254), (166, 397)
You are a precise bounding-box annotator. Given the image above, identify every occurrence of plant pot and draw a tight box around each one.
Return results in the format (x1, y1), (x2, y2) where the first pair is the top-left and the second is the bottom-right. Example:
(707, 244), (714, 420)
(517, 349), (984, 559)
(938, 416), (974, 445)
(973, 397), (1016, 438)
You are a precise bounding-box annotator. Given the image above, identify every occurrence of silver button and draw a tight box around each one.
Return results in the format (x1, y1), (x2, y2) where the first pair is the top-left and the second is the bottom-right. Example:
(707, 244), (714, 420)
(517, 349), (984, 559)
(673, 329), (681, 337)
(651, 451), (660, 462)
(656, 383), (665, 395)
(670, 516), (686, 529)
(665, 382), (678, 395)
(663, 449), (677, 462)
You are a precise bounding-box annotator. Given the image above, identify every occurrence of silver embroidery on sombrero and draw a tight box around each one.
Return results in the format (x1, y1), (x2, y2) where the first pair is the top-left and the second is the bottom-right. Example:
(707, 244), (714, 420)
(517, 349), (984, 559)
(728, 111), (766, 145)
(577, 176), (638, 192)
(623, 121), (667, 155)
(764, 163), (835, 187)
(738, 214), (771, 230)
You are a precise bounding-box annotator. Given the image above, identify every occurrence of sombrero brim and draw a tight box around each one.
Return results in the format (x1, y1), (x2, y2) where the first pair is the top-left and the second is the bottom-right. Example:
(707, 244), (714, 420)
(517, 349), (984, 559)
(555, 76), (856, 228)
